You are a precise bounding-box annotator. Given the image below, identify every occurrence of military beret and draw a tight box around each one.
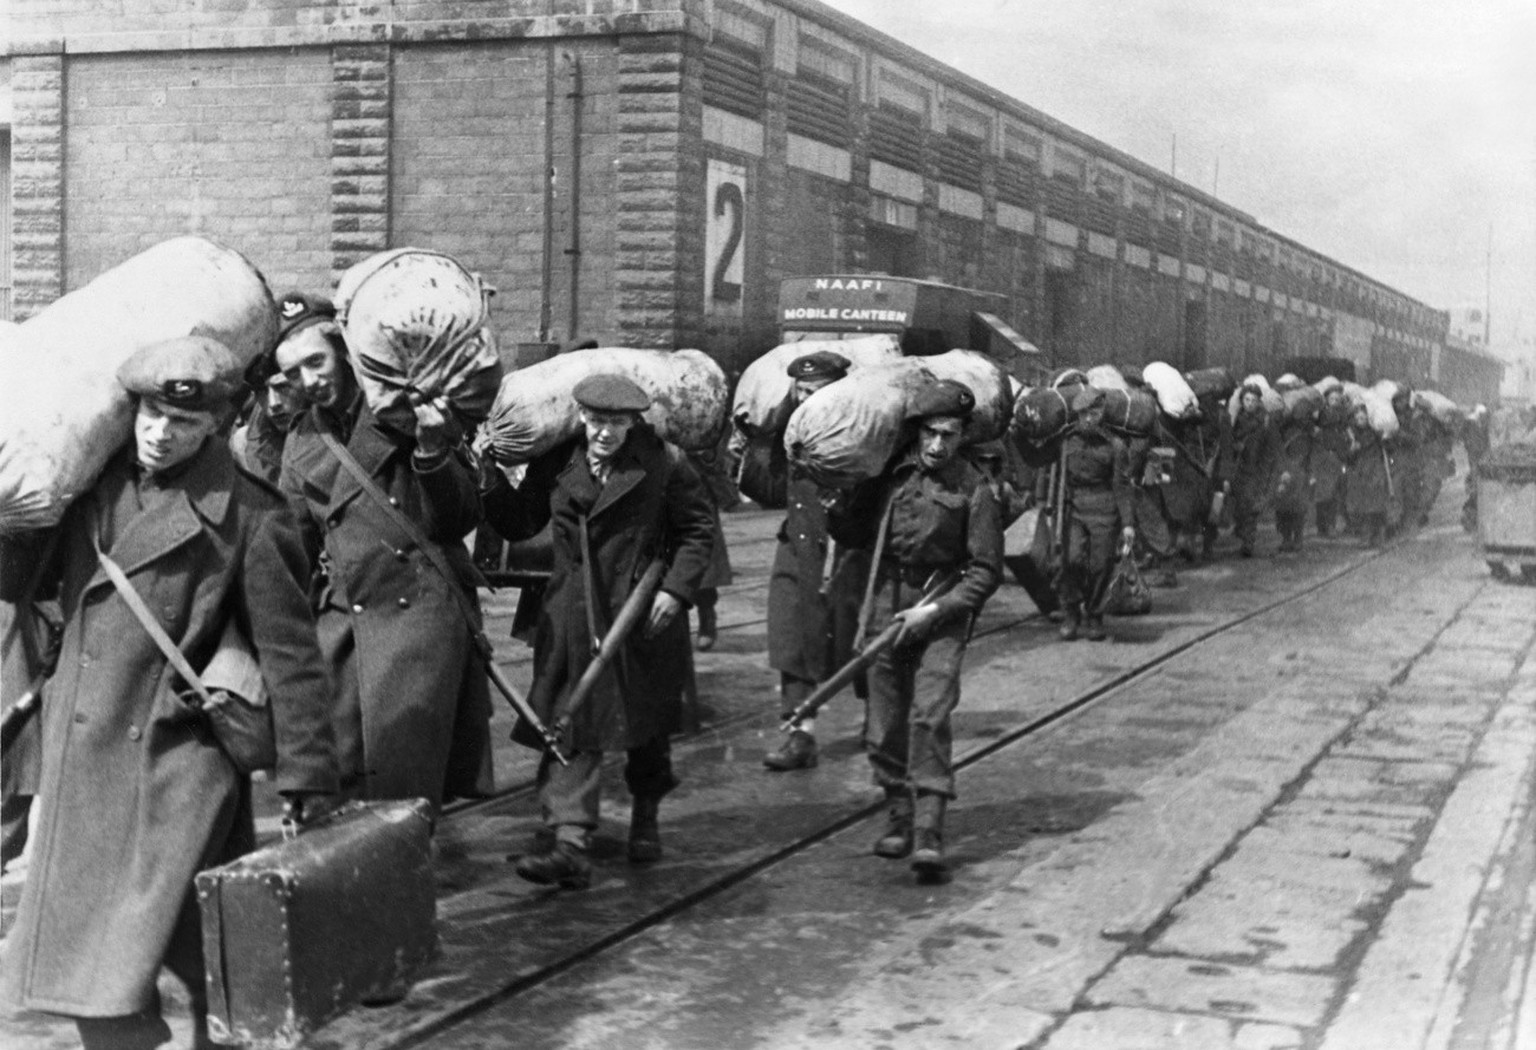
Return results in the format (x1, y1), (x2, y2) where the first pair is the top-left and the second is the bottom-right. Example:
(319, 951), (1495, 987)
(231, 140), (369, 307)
(787, 350), (851, 381)
(909, 378), (975, 420)
(1071, 386), (1106, 412)
(117, 335), (244, 411)
(276, 291), (338, 344)
(574, 373), (651, 413)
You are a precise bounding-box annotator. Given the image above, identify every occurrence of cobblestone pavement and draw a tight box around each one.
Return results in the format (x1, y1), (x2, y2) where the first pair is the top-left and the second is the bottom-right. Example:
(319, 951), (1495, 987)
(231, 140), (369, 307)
(2, 496), (1533, 1050)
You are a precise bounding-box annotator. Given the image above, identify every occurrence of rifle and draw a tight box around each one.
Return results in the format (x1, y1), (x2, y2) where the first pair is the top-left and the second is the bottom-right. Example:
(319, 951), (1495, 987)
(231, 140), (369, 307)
(780, 571), (960, 730)
(552, 557), (668, 739)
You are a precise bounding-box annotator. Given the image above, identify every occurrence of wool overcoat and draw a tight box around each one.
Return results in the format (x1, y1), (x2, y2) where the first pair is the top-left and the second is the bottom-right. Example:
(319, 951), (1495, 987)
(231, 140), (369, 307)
(1273, 422), (1315, 517)
(1311, 404), (1351, 506)
(280, 399), (492, 809)
(1227, 408), (1281, 515)
(0, 444), (337, 1017)
(1344, 424), (1392, 517)
(482, 425), (715, 753)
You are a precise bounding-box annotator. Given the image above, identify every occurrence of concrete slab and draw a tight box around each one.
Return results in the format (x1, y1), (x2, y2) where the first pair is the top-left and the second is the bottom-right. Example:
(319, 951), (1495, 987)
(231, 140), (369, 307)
(1044, 1006), (1305, 1050)
(1085, 954), (1335, 1028)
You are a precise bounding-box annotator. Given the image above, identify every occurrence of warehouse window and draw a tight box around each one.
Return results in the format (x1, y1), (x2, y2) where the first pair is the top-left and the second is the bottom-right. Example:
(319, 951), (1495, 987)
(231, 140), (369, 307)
(787, 66), (851, 146)
(936, 127), (983, 192)
(1130, 180), (1155, 215)
(1163, 194), (1186, 226)
(1050, 147), (1086, 187)
(1093, 168), (1124, 204)
(704, 35), (766, 120)
(1191, 208), (1212, 239)
(1215, 220), (1235, 247)
(869, 100), (925, 170)
(1004, 126), (1043, 167)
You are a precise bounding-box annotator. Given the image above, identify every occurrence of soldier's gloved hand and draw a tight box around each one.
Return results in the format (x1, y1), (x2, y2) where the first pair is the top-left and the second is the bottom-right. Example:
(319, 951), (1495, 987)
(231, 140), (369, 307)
(646, 591), (683, 638)
(892, 602), (941, 647)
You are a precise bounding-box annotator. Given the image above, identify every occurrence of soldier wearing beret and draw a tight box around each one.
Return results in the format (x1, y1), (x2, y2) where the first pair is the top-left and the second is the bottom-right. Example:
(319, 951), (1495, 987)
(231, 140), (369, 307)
(1227, 384), (1281, 557)
(481, 374), (716, 890)
(277, 297), (494, 814)
(232, 292), (331, 483)
(826, 378), (1003, 880)
(1053, 386), (1135, 641)
(753, 349), (872, 772)
(0, 337), (338, 1049)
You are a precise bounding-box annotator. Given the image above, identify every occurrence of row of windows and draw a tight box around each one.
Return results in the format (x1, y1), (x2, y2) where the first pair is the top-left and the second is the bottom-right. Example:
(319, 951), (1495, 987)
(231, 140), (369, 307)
(706, 32), (1433, 328)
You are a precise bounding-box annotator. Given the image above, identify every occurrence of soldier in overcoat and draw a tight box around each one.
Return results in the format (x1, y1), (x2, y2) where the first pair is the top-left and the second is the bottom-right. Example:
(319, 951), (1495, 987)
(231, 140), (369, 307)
(742, 350), (871, 771)
(1344, 404), (1392, 547)
(0, 337), (338, 1049)
(1311, 389), (1350, 537)
(277, 300), (493, 812)
(825, 379), (1002, 880)
(1273, 410), (1315, 552)
(1227, 385), (1281, 557)
(481, 374), (715, 890)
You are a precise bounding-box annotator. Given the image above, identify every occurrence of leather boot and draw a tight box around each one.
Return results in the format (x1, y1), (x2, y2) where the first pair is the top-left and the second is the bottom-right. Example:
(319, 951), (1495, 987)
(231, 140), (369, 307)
(873, 790), (914, 859)
(763, 729), (818, 771)
(911, 794), (947, 879)
(695, 602), (717, 652)
(1083, 614), (1107, 641)
(628, 796), (663, 864)
(1058, 604), (1081, 642)
(514, 836), (592, 890)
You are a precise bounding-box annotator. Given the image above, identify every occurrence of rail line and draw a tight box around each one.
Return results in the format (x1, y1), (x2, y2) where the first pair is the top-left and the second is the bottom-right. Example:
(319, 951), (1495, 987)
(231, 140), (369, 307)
(371, 540), (1396, 1049)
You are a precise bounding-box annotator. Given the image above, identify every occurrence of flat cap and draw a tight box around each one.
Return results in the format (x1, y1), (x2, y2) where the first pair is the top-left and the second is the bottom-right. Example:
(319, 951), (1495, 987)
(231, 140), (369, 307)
(117, 335), (244, 411)
(1071, 386), (1106, 412)
(276, 290), (338, 344)
(909, 378), (975, 420)
(787, 350), (851, 381)
(574, 373), (651, 413)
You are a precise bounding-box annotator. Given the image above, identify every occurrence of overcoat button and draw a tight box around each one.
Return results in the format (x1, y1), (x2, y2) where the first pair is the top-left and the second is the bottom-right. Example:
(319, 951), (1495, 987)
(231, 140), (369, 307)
(388, 497), (400, 507)
(397, 597), (410, 609)
(128, 726), (142, 741)
(395, 549), (409, 561)
(352, 603), (365, 614)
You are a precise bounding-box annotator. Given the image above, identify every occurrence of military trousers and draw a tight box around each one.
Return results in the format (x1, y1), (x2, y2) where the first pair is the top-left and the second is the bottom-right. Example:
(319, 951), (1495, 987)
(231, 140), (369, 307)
(536, 735), (679, 844)
(864, 610), (971, 800)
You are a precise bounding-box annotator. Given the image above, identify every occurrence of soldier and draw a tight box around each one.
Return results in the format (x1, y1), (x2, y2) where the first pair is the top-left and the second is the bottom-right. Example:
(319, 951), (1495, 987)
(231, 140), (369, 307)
(481, 374), (715, 890)
(1387, 391), (1424, 535)
(1228, 384), (1280, 557)
(1273, 403), (1315, 552)
(748, 350), (870, 772)
(278, 297), (493, 813)
(1344, 404), (1392, 547)
(0, 337), (338, 1050)
(231, 292), (324, 483)
(1052, 387), (1136, 641)
(827, 379), (1002, 880)
(1312, 387), (1351, 537)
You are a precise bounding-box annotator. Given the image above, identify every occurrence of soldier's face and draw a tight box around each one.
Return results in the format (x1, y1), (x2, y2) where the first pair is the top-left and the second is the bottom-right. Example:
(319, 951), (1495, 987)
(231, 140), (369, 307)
(1241, 391), (1262, 413)
(275, 326), (349, 409)
(793, 376), (836, 403)
(918, 417), (964, 472)
(264, 373), (306, 432)
(135, 398), (219, 474)
(581, 408), (637, 460)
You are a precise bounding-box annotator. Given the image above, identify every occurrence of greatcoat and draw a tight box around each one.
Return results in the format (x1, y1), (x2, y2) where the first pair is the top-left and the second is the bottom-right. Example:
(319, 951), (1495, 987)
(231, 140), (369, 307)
(481, 424), (716, 753)
(1273, 421), (1314, 519)
(280, 396), (492, 809)
(1344, 423), (1392, 517)
(0, 443), (337, 1017)
(1311, 403), (1351, 507)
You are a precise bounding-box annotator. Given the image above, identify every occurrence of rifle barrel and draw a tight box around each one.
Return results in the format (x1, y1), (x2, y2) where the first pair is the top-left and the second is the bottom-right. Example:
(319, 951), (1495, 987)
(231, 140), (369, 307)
(555, 558), (667, 732)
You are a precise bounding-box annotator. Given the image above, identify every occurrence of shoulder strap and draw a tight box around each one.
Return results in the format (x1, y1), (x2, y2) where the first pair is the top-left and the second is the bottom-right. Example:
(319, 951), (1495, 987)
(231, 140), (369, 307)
(94, 537), (215, 709)
(318, 430), (485, 638)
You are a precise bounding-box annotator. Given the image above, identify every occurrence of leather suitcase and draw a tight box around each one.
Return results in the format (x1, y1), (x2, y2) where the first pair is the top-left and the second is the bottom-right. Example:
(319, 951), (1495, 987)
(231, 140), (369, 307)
(195, 799), (437, 1048)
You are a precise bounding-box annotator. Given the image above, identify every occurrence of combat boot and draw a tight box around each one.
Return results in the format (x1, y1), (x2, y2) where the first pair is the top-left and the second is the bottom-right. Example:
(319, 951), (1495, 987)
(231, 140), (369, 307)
(514, 835), (592, 890)
(763, 729), (818, 771)
(873, 790), (914, 859)
(1058, 604), (1081, 642)
(628, 796), (663, 864)
(1083, 614), (1107, 642)
(911, 794), (947, 880)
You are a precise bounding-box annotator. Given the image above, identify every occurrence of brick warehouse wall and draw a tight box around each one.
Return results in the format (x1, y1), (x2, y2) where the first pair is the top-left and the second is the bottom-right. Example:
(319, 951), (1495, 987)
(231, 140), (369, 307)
(4, 0), (1460, 392)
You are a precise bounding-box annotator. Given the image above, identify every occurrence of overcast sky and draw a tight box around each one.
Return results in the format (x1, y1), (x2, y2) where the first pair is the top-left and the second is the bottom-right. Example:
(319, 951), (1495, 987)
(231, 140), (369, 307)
(824, 0), (1536, 355)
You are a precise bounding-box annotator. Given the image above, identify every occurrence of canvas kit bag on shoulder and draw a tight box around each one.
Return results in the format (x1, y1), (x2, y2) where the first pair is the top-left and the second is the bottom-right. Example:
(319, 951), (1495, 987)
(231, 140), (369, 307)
(196, 798), (438, 1048)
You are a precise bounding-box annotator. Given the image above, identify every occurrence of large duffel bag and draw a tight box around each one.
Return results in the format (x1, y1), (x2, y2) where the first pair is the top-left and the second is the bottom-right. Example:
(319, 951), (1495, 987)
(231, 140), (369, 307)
(1102, 387), (1159, 438)
(196, 799), (436, 1049)
(483, 347), (728, 464)
(335, 248), (504, 434)
(732, 333), (900, 436)
(1143, 361), (1199, 420)
(1184, 367), (1235, 401)
(0, 237), (278, 533)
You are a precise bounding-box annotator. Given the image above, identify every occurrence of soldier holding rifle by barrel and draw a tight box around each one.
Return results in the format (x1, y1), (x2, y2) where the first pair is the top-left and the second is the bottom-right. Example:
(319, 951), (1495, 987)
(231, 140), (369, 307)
(810, 379), (1002, 881)
(481, 374), (716, 890)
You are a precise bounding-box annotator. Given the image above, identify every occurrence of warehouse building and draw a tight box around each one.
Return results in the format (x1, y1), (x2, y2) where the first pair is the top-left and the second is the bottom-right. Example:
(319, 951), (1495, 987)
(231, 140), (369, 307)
(1, 0), (1491, 401)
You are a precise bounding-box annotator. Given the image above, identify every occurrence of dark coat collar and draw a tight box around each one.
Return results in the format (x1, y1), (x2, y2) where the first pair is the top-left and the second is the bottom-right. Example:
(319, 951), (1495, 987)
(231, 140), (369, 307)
(556, 424), (666, 519)
(891, 445), (974, 490)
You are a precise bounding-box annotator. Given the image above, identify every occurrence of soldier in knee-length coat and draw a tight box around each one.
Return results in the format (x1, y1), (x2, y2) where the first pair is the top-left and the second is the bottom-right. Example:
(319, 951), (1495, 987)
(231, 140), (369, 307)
(0, 337), (338, 1048)
(481, 374), (715, 890)
(277, 299), (492, 812)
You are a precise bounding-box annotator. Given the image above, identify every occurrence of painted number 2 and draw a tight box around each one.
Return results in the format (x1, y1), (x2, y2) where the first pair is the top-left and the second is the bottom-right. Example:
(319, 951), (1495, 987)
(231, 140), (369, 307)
(711, 182), (743, 303)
